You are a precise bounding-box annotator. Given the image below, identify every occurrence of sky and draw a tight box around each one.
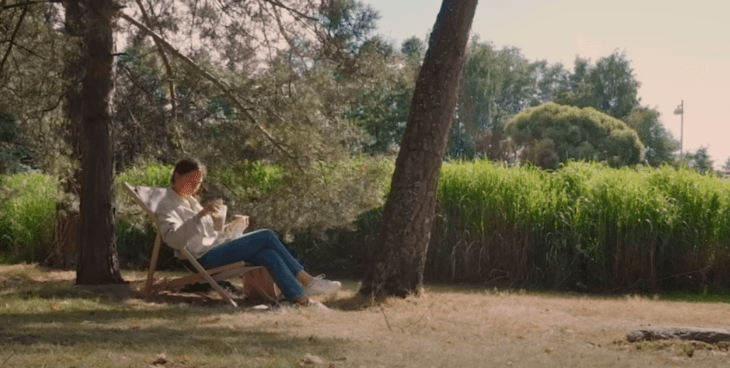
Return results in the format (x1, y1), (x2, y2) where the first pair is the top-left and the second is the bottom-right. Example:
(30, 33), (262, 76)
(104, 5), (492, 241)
(361, 0), (730, 168)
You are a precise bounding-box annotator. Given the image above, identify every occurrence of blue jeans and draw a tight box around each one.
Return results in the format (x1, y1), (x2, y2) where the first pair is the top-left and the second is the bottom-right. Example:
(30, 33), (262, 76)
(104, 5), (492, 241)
(197, 229), (305, 300)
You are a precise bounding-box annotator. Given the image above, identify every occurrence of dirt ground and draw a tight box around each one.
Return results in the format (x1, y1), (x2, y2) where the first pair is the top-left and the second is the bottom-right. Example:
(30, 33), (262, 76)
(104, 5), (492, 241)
(2, 265), (730, 367)
(311, 286), (730, 367)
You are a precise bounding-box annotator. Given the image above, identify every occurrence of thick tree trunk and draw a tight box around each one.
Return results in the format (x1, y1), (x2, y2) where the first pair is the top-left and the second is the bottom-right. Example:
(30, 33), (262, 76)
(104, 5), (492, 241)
(75, 0), (123, 284)
(359, 0), (478, 299)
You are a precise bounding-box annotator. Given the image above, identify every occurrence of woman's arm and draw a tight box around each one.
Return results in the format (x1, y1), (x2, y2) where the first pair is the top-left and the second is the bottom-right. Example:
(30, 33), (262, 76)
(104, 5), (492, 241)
(156, 200), (212, 249)
(223, 215), (250, 236)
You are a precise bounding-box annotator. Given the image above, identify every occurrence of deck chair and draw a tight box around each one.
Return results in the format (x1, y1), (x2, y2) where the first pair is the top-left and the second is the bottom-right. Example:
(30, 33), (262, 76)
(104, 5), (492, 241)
(123, 182), (279, 307)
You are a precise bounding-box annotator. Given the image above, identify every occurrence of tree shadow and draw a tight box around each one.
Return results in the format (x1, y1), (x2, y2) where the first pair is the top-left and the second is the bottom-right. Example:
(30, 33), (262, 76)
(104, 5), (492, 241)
(2, 268), (377, 313)
(1, 276), (283, 309)
(321, 294), (367, 311)
(0, 307), (349, 365)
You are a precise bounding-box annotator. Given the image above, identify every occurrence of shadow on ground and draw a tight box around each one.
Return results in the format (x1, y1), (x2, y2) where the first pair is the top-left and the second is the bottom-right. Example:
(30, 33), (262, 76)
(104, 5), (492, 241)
(0, 268), (350, 366)
(0, 304), (348, 366)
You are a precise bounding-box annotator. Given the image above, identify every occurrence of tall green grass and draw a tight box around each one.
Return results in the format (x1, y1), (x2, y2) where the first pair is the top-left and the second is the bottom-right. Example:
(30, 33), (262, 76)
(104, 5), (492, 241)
(0, 172), (58, 263)
(433, 160), (730, 292)
(0, 164), (172, 266)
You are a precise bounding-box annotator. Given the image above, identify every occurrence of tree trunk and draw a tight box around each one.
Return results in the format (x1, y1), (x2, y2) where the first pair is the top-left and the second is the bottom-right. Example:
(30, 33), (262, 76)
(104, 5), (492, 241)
(43, 209), (80, 270)
(359, 0), (478, 299)
(43, 0), (86, 270)
(75, 0), (123, 284)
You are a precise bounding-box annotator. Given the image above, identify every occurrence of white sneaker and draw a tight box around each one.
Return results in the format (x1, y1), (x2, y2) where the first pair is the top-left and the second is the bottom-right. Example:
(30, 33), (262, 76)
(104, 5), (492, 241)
(304, 275), (341, 296)
(309, 301), (330, 312)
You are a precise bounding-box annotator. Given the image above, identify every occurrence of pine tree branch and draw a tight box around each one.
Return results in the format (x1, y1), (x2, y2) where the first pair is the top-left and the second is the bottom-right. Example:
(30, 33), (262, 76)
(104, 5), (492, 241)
(135, 0), (177, 121)
(0, 4), (30, 78)
(119, 11), (296, 160)
(133, 0), (186, 153)
(257, 0), (318, 22)
(118, 63), (159, 100)
(1, 1), (60, 10)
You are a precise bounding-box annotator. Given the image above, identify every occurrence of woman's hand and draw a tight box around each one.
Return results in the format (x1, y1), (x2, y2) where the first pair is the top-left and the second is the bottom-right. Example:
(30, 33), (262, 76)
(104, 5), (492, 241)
(230, 215), (250, 230)
(199, 199), (224, 217)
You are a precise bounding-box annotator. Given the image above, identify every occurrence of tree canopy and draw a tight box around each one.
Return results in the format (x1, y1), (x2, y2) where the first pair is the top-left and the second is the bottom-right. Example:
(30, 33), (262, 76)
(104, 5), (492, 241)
(109, 0), (400, 235)
(622, 106), (679, 167)
(721, 156), (730, 176)
(446, 47), (672, 166)
(686, 146), (713, 174)
(450, 39), (540, 159)
(555, 51), (640, 119)
(506, 102), (644, 169)
(0, 4), (71, 175)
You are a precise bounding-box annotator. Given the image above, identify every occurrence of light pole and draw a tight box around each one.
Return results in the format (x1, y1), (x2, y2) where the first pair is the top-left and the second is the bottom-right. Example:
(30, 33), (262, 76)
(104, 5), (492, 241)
(674, 100), (684, 160)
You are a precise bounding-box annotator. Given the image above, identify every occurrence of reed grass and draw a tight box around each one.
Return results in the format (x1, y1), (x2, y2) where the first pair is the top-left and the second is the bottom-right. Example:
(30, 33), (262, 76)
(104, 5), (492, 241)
(0, 172), (58, 263)
(432, 160), (730, 292)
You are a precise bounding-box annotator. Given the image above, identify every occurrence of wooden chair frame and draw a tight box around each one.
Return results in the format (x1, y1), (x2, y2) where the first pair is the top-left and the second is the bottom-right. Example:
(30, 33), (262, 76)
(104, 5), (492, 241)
(123, 182), (277, 307)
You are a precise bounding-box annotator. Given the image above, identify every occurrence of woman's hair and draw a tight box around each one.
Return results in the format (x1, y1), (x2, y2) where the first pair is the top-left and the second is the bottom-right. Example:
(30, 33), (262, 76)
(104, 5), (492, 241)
(170, 158), (207, 187)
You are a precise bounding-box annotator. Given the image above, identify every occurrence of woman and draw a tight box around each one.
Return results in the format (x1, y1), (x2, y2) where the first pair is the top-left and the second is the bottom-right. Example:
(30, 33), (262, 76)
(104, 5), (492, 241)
(155, 158), (341, 306)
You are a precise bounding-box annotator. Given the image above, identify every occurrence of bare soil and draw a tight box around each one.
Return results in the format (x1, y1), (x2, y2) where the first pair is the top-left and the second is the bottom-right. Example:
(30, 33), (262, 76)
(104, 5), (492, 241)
(2, 265), (730, 367)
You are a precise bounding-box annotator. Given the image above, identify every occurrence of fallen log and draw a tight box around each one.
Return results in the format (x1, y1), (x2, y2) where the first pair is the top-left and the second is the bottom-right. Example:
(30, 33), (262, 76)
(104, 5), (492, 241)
(627, 327), (730, 344)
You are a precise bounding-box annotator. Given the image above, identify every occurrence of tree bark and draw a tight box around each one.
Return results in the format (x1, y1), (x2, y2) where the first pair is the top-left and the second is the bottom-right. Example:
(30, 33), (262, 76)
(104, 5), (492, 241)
(359, 0), (478, 299)
(627, 327), (730, 344)
(75, 0), (123, 284)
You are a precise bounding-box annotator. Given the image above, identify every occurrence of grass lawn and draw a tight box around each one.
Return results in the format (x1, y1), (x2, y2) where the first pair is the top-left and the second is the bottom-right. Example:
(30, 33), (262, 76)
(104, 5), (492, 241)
(1, 264), (730, 367)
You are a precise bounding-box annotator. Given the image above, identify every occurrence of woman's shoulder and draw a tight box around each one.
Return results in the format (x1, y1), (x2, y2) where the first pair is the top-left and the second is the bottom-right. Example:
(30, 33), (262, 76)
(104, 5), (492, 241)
(156, 187), (184, 211)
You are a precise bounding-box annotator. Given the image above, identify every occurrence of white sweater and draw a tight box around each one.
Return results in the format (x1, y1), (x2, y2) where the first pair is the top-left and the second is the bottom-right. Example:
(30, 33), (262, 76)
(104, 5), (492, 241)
(154, 188), (240, 259)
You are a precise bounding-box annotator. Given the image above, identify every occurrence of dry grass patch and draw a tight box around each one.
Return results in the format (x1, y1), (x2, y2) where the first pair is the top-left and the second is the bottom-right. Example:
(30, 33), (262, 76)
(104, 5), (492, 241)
(2, 265), (730, 367)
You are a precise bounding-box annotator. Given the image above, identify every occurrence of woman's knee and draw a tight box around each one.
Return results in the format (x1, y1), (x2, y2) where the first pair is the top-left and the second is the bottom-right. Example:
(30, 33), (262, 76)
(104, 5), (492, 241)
(248, 228), (277, 241)
(259, 229), (285, 248)
(262, 229), (277, 241)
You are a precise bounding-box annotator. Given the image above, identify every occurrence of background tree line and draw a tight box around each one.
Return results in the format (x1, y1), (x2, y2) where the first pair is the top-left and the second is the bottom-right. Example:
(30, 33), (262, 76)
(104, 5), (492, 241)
(334, 30), (700, 172)
(0, 0), (704, 179)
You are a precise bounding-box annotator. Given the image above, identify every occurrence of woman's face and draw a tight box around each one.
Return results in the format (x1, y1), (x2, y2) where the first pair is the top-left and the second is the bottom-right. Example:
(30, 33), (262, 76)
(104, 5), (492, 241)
(174, 170), (203, 197)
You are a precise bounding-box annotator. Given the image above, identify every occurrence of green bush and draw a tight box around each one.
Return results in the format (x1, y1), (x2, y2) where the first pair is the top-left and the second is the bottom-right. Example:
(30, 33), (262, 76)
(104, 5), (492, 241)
(116, 161), (172, 187)
(208, 160), (285, 202)
(0, 172), (58, 263)
(507, 103), (645, 168)
(288, 206), (383, 277)
(262, 155), (391, 274)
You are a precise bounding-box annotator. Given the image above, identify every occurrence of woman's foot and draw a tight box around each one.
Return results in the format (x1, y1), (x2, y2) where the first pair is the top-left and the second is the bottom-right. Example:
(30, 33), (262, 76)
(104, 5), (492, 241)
(303, 275), (341, 296)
